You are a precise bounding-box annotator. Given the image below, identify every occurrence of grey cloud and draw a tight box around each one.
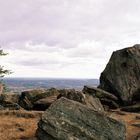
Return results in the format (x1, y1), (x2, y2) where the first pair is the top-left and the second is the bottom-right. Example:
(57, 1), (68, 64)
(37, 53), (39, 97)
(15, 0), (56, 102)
(1, 0), (140, 78)
(1, 0), (140, 46)
(13, 59), (61, 67)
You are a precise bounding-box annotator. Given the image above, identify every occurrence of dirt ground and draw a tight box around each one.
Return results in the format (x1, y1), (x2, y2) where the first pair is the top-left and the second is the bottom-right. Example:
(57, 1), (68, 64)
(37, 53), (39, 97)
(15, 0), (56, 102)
(0, 109), (139, 140)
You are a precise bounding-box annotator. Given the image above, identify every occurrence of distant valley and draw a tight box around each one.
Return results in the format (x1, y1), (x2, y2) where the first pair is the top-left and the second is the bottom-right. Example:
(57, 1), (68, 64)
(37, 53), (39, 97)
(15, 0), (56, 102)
(2, 78), (99, 92)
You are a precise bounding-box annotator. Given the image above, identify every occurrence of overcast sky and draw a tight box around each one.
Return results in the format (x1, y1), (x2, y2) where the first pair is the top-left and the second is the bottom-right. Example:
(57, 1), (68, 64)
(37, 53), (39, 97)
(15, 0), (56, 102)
(0, 0), (140, 78)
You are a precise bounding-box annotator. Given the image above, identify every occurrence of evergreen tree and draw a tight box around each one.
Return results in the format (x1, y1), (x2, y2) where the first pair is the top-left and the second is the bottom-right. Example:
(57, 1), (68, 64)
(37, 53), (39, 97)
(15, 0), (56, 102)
(0, 49), (12, 77)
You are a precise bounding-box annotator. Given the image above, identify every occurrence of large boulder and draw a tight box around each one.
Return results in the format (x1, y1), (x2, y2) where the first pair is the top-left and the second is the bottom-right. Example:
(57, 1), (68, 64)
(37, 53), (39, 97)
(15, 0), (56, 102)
(36, 97), (126, 140)
(19, 88), (60, 110)
(99, 45), (140, 105)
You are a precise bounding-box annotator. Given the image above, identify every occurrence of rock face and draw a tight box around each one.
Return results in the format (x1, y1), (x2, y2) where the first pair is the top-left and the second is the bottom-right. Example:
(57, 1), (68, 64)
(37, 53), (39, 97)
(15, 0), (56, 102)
(99, 45), (140, 105)
(19, 88), (60, 110)
(36, 97), (126, 140)
(83, 86), (119, 109)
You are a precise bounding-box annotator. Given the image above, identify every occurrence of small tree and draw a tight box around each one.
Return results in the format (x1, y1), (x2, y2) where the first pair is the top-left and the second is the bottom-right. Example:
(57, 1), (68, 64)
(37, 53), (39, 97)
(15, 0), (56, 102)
(0, 49), (12, 77)
(0, 49), (12, 92)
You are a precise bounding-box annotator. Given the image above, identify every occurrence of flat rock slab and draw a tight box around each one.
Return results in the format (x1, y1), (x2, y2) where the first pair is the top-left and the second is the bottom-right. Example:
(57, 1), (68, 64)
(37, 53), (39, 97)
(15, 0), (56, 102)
(83, 86), (118, 101)
(36, 97), (126, 140)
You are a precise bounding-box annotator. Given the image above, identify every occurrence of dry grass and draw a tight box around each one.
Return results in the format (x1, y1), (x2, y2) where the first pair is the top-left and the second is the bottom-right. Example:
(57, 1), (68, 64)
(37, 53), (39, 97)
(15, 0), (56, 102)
(0, 109), (139, 140)
(0, 110), (43, 140)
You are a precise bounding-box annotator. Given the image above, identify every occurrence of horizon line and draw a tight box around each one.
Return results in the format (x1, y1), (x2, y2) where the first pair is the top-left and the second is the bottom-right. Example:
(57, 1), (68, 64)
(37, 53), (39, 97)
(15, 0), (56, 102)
(2, 76), (99, 80)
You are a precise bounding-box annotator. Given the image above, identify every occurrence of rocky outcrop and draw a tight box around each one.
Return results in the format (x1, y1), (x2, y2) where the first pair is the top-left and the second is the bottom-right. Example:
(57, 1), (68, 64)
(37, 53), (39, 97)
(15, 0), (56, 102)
(99, 45), (140, 105)
(0, 92), (20, 104)
(58, 88), (104, 112)
(36, 97), (126, 140)
(18, 88), (104, 111)
(83, 86), (119, 109)
(19, 88), (60, 110)
(0, 93), (21, 110)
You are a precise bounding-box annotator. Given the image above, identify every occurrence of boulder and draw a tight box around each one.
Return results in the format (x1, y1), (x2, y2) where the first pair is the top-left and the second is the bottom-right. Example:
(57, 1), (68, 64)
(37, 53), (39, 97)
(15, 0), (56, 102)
(0, 92), (20, 104)
(84, 94), (104, 111)
(121, 103), (140, 112)
(0, 92), (21, 110)
(57, 89), (85, 103)
(99, 45), (140, 105)
(19, 88), (60, 110)
(34, 96), (58, 111)
(58, 88), (104, 112)
(36, 97), (126, 140)
(83, 86), (119, 109)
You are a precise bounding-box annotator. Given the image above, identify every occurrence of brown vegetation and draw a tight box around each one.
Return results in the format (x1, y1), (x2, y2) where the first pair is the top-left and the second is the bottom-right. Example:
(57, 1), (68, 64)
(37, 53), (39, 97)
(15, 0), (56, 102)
(0, 109), (139, 140)
(0, 110), (43, 140)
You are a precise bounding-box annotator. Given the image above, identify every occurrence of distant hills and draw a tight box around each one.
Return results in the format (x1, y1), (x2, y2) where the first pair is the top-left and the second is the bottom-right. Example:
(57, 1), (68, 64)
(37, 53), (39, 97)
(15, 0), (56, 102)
(2, 78), (99, 92)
